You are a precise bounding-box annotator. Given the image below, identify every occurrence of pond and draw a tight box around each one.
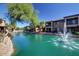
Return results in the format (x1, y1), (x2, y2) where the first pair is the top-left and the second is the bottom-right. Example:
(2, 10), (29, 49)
(12, 32), (79, 56)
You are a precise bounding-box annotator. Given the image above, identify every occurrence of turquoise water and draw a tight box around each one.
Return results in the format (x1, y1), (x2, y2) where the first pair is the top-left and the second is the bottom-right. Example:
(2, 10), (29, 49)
(12, 32), (79, 56)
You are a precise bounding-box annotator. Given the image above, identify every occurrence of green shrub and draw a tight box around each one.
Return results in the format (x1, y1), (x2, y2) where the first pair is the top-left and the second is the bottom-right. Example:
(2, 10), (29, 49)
(73, 32), (79, 35)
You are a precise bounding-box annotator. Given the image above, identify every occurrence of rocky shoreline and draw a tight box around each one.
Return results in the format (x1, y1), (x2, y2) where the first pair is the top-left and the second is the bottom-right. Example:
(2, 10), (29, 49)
(0, 35), (14, 56)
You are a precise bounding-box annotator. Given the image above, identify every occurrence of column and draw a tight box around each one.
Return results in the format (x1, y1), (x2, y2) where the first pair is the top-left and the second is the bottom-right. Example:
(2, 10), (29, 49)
(77, 16), (79, 32)
(78, 16), (79, 25)
(64, 18), (67, 32)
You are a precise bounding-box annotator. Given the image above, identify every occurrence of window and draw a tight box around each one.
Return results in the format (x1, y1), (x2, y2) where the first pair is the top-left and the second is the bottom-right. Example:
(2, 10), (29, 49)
(46, 22), (51, 27)
(67, 18), (78, 25)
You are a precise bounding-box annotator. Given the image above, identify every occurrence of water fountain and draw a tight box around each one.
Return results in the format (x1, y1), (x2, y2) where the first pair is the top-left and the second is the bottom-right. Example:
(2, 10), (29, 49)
(48, 21), (79, 50)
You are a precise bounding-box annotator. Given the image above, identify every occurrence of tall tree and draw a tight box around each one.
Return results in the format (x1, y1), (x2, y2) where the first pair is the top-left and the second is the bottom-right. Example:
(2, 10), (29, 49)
(8, 4), (34, 28)
(8, 3), (33, 21)
(30, 10), (39, 28)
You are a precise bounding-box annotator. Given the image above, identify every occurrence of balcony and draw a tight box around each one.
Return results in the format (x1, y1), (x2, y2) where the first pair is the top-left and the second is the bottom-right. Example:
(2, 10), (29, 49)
(66, 18), (78, 27)
(45, 22), (51, 28)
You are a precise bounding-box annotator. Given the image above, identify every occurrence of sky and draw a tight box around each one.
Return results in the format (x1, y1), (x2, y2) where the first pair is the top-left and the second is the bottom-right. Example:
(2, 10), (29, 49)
(33, 3), (79, 21)
(1, 3), (79, 27)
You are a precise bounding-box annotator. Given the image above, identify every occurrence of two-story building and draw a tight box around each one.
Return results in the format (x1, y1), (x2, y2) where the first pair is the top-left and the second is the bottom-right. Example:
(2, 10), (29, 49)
(64, 14), (79, 33)
(45, 21), (52, 32)
(45, 14), (79, 33)
(45, 19), (64, 33)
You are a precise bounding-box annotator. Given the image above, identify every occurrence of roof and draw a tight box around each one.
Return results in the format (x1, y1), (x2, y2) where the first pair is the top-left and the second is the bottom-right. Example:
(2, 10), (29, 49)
(46, 14), (79, 23)
(46, 18), (64, 23)
(0, 19), (5, 27)
(52, 19), (64, 22)
(64, 14), (79, 18)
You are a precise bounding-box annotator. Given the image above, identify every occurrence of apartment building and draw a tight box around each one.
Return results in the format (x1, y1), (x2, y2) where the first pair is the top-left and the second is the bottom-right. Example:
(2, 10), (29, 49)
(45, 14), (79, 33)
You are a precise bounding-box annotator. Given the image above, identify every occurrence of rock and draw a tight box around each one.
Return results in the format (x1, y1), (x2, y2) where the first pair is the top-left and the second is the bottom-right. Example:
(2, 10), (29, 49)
(0, 36), (14, 56)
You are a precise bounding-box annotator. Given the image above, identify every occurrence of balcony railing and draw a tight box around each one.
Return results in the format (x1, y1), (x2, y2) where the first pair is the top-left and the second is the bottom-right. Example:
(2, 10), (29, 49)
(45, 23), (51, 27)
(66, 18), (78, 25)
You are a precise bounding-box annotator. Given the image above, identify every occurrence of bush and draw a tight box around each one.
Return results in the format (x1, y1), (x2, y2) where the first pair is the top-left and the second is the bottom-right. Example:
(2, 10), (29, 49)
(73, 32), (79, 35)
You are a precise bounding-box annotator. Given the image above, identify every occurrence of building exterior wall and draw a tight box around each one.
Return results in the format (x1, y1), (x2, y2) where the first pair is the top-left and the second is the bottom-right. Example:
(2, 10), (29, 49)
(45, 14), (79, 33)
(45, 21), (52, 32)
(65, 15), (79, 32)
